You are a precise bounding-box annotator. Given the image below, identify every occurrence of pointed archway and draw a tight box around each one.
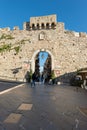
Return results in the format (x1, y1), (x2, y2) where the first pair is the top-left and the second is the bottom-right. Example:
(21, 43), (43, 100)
(31, 49), (54, 82)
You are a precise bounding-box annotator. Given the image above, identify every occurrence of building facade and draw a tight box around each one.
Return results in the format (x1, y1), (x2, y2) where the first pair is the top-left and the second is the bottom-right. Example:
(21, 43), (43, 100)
(0, 14), (87, 82)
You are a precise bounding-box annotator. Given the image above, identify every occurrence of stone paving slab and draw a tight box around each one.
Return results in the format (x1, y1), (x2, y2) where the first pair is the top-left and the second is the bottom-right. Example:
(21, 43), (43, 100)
(4, 113), (22, 124)
(17, 103), (33, 110)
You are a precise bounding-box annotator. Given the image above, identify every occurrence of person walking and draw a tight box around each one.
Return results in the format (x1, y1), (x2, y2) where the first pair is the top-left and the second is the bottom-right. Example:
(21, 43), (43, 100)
(31, 72), (36, 87)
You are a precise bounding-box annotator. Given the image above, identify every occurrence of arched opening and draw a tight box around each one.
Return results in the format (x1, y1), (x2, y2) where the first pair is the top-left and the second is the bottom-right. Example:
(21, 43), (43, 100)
(32, 23), (35, 29)
(41, 23), (45, 29)
(37, 23), (39, 29)
(46, 23), (49, 29)
(34, 51), (52, 83)
(51, 22), (56, 29)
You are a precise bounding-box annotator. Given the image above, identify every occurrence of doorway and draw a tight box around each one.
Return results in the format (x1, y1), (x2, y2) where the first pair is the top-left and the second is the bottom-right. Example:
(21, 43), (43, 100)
(34, 51), (52, 82)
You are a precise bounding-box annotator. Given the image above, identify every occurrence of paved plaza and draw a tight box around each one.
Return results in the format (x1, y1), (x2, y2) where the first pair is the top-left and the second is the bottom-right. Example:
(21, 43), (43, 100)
(0, 82), (87, 130)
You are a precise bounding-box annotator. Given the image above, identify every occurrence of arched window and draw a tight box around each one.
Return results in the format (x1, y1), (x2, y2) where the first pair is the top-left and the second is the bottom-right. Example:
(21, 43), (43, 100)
(51, 22), (56, 29)
(41, 23), (45, 29)
(37, 23), (39, 29)
(32, 23), (35, 29)
(46, 23), (49, 29)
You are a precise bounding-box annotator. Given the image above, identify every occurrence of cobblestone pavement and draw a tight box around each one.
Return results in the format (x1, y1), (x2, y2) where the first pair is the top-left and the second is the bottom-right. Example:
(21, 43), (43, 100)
(0, 83), (87, 130)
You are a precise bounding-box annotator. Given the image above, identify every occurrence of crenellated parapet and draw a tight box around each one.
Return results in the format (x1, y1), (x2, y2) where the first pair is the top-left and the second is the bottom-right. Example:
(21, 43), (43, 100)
(79, 32), (87, 37)
(0, 27), (10, 32)
(65, 30), (87, 38)
(13, 26), (19, 30)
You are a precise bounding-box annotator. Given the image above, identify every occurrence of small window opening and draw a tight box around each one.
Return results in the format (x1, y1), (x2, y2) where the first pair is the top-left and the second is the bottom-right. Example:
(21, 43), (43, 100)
(32, 24), (35, 29)
(42, 23), (45, 29)
(51, 22), (55, 29)
(37, 23), (39, 29)
(46, 23), (49, 29)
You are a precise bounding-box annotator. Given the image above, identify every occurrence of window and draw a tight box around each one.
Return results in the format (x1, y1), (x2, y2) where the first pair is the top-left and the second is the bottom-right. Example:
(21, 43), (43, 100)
(41, 23), (45, 29)
(32, 24), (35, 29)
(37, 23), (39, 29)
(46, 23), (49, 29)
(51, 22), (55, 29)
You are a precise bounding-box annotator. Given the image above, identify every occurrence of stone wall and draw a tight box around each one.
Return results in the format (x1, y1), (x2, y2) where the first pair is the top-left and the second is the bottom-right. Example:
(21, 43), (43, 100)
(0, 14), (87, 82)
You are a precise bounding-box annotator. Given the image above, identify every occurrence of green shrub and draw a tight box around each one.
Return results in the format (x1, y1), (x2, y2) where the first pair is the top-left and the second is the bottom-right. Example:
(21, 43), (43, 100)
(0, 44), (11, 53)
(26, 70), (32, 82)
(0, 34), (14, 40)
(51, 70), (55, 79)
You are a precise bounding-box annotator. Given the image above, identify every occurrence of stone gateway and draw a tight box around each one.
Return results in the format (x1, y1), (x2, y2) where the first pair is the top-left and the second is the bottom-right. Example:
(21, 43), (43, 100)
(0, 14), (87, 82)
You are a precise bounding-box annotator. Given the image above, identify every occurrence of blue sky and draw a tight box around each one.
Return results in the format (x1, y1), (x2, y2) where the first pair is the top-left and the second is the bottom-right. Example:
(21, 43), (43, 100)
(0, 0), (87, 32)
(39, 52), (48, 63)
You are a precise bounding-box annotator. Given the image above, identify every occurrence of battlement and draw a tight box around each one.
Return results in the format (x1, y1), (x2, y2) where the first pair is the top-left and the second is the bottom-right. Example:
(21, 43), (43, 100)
(0, 14), (87, 38)
(0, 26), (20, 32)
(13, 26), (19, 30)
(0, 27), (10, 32)
(23, 14), (57, 30)
(65, 30), (87, 37)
